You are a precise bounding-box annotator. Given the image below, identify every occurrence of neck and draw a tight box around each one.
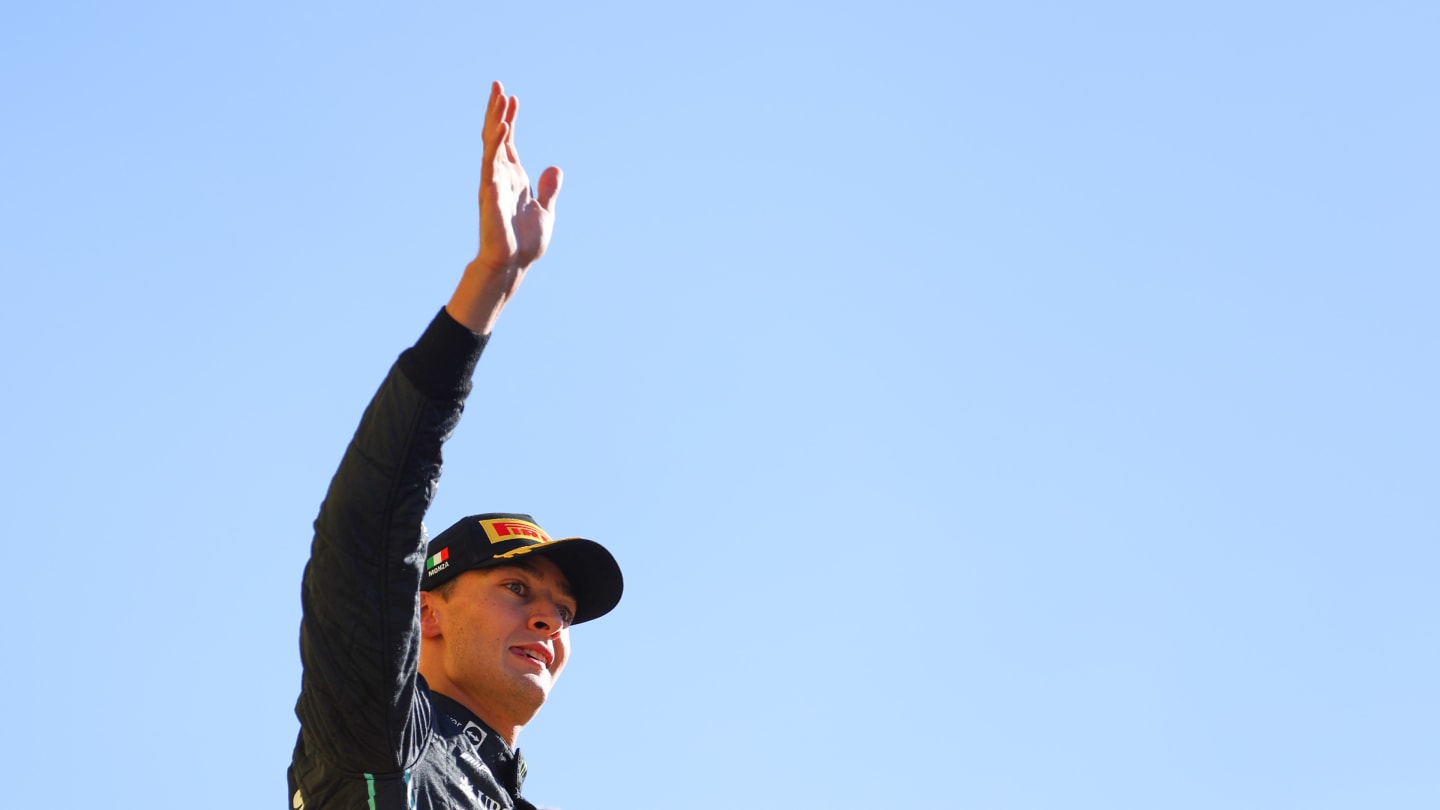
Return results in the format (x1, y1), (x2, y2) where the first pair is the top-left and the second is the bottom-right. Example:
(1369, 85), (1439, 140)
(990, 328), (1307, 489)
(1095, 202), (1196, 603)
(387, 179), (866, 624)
(460, 699), (525, 749)
(418, 663), (536, 748)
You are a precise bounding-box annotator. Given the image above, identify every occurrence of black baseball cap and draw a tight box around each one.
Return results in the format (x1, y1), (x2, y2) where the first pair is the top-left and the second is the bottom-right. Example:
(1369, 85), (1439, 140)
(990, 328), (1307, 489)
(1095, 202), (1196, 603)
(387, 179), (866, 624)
(421, 513), (623, 625)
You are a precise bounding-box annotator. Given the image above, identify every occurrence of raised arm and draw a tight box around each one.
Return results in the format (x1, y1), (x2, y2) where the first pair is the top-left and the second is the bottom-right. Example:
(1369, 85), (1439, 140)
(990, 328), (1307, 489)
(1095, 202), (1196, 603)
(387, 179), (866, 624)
(446, 81), (564, 335)
(291, 80), (560, 788)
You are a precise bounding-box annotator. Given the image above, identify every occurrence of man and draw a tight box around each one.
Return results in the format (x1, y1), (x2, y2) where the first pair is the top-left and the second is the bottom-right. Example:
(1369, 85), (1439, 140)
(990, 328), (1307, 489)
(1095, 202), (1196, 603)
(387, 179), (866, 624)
(288, 81), (623, 810)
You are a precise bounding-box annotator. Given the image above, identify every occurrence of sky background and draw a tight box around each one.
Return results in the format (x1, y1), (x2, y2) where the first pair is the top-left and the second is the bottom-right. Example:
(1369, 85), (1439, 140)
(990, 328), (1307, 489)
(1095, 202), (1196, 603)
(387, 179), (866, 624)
(3, 1), (1437, 808)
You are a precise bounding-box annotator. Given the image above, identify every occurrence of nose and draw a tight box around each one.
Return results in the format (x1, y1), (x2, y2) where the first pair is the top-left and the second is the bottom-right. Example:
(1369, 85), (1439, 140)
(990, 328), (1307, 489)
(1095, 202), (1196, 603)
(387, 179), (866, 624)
(530, 601), (568, 635)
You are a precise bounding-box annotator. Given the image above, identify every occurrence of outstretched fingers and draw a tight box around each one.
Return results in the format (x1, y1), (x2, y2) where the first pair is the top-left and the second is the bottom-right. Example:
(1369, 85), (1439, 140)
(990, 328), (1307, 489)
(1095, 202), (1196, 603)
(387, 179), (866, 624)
(485, 83), (507, 141)
(504, 95), (520, 164)
(482, 82), (509, 182)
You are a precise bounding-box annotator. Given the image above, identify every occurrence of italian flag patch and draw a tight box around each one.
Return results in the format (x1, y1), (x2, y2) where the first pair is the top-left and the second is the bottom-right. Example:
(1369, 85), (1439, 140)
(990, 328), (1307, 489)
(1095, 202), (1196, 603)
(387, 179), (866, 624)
(426, 548), (449, 570)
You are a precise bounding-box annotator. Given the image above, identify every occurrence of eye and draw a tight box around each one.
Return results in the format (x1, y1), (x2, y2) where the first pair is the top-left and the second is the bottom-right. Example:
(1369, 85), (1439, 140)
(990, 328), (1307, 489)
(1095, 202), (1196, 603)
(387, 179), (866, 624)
(557, 605), (574, 625)
(503, 581), (526, 596)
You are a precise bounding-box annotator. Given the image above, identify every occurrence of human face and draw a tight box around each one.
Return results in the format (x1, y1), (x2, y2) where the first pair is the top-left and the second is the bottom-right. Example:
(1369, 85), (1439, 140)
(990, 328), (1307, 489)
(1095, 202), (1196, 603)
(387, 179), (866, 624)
(427, 556), (576, 725)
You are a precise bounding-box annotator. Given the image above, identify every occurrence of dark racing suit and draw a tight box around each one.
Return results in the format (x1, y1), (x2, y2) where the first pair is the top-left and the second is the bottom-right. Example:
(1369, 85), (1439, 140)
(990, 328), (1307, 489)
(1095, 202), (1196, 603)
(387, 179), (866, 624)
(288, 309), (539, 810)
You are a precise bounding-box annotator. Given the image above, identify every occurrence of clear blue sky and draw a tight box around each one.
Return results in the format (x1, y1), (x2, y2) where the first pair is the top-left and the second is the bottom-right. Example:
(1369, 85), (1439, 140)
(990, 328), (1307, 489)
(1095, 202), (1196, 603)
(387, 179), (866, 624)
(3, 2), (1437, 808)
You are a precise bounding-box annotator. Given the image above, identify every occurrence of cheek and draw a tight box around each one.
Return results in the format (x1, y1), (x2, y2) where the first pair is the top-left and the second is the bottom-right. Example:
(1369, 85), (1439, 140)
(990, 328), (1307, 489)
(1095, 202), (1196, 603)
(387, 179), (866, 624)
(553, 633), (571, 673)
(454, 604), (510, 651)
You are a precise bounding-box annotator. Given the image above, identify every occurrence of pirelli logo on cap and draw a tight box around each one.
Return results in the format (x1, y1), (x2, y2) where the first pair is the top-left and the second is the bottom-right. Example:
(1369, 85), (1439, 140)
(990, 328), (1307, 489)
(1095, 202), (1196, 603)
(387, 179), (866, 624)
(479, 517), (553, 546)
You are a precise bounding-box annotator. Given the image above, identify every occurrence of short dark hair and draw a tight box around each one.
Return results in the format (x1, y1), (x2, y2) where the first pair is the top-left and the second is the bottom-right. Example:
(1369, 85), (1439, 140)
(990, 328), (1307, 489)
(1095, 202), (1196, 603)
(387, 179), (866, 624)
(430, 578), (460, 601)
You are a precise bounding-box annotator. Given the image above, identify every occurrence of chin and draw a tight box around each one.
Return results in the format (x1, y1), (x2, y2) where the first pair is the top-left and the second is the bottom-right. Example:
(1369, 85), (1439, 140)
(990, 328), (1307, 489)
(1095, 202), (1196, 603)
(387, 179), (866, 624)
(508, 674), (553, 712)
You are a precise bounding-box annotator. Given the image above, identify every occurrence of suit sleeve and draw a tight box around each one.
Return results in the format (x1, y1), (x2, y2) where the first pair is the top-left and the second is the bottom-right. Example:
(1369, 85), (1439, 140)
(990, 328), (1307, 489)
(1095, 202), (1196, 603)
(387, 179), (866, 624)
(294, 308), (487, 773)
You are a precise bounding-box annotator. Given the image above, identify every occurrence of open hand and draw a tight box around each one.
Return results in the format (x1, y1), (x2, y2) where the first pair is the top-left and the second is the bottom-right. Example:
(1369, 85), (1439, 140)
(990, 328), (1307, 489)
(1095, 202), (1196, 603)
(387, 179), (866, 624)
(477, 81), (562, 275)
(447, 81), (563, 334)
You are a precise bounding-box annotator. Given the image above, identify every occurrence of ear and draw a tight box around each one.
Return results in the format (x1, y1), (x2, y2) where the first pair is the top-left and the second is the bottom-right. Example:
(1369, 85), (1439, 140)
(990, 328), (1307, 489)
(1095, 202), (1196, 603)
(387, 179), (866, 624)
(419, 591), (444, 639)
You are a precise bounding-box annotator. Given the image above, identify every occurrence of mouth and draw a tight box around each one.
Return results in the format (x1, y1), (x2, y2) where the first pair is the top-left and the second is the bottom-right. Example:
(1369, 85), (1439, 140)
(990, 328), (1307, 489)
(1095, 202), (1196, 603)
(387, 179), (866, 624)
(511, 644), (553, 669)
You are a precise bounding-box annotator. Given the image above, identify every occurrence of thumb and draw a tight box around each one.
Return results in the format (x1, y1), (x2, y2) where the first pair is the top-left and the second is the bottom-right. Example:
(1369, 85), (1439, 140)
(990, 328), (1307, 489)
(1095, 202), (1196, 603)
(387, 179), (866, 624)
(536, 166), (563, 212)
